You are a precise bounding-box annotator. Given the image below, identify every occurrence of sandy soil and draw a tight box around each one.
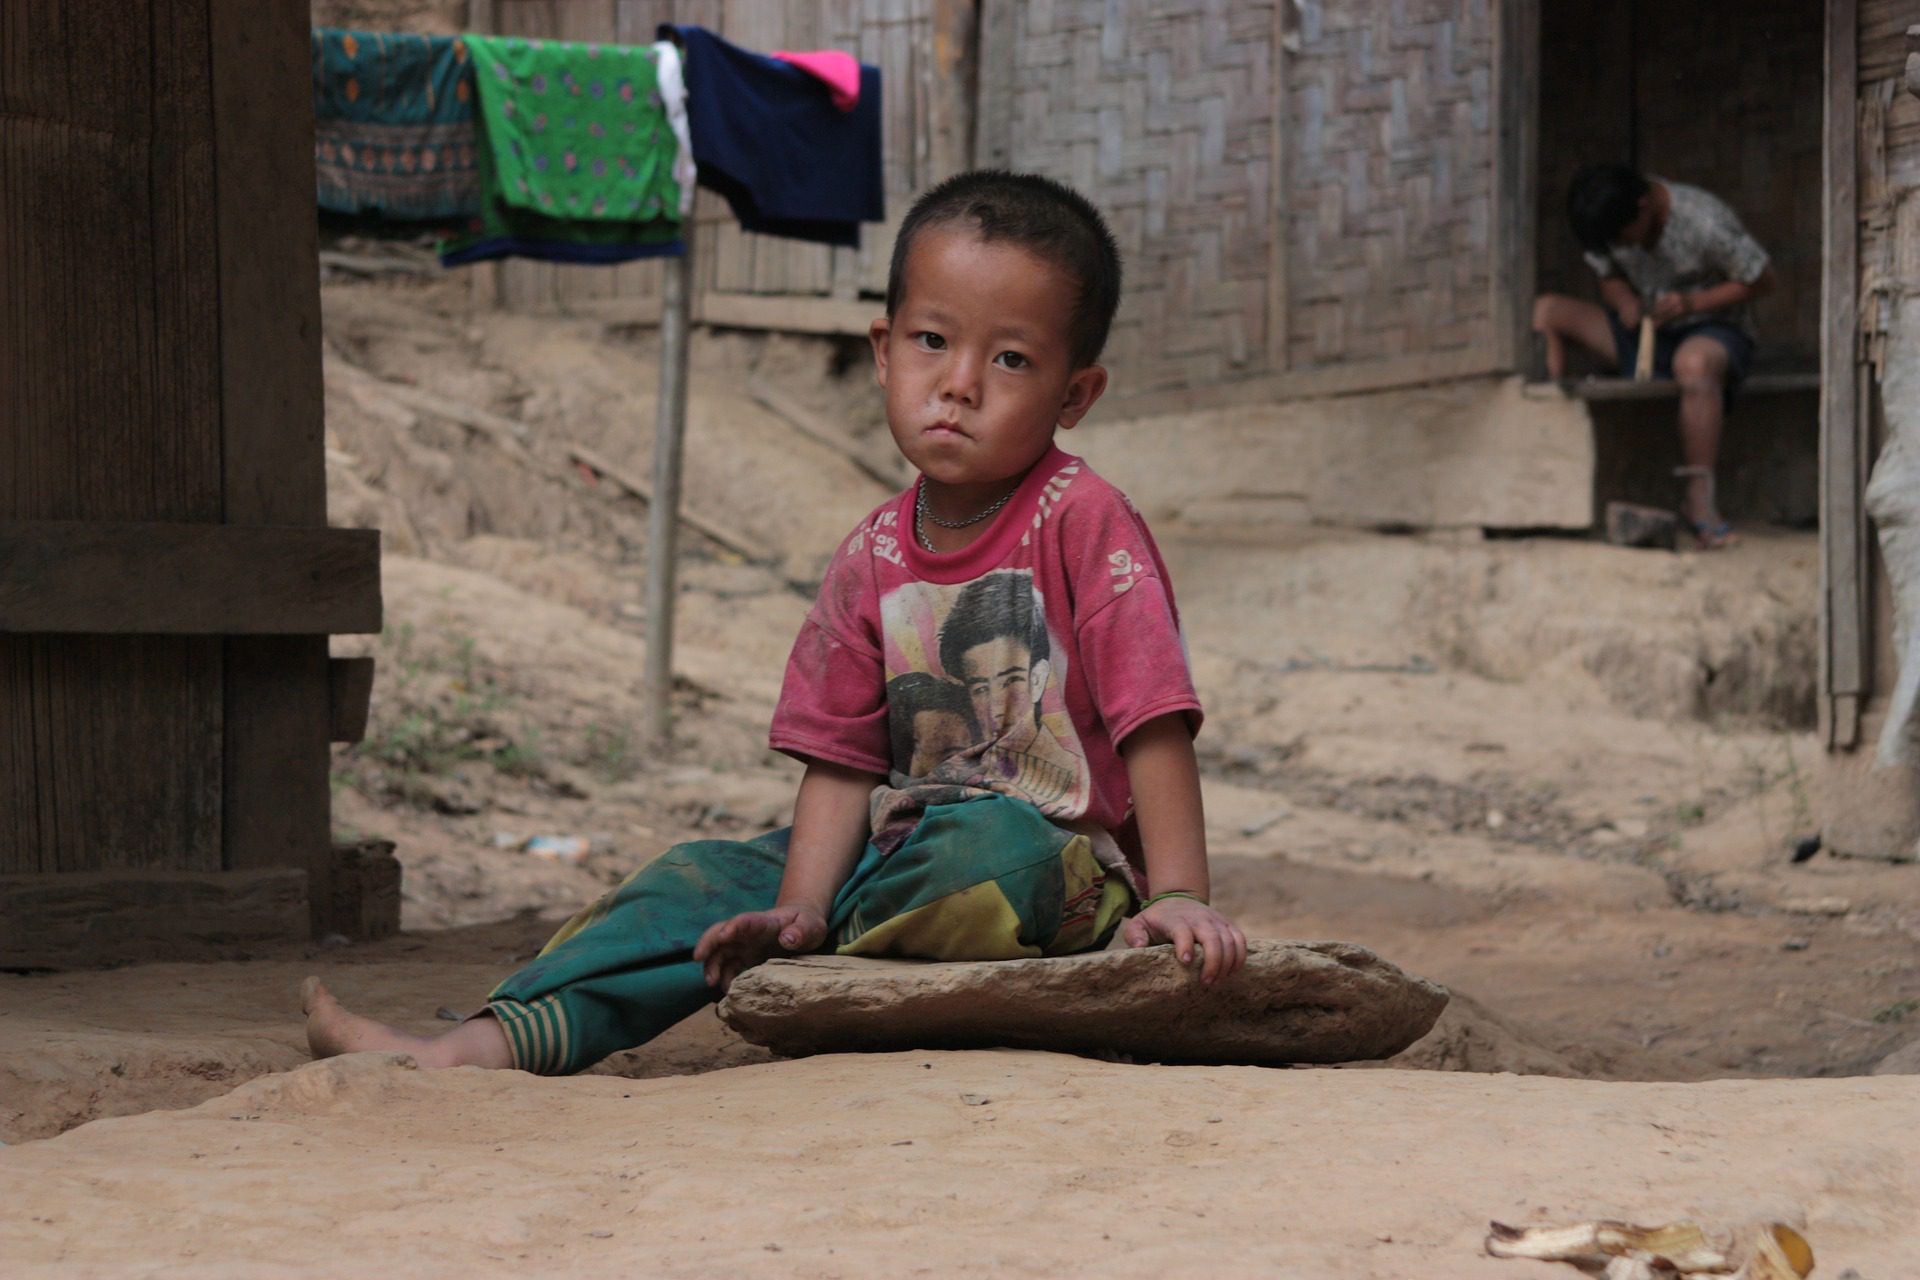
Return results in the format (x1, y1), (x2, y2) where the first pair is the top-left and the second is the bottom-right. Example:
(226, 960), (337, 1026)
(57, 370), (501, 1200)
(3, 1052), (1915, 1277)
(6, 259), (1920, 1275)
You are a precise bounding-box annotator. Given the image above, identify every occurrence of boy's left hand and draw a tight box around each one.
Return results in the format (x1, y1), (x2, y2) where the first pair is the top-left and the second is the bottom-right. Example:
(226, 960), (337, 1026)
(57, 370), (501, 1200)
(695, 903), (828, 994)
(1121, 897), (1248, 984)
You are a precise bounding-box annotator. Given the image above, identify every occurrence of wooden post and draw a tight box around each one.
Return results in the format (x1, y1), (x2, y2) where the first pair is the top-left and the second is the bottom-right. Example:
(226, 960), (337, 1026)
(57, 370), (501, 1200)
(645, 242), (695, 747)
(1822, 0), (1864, 749)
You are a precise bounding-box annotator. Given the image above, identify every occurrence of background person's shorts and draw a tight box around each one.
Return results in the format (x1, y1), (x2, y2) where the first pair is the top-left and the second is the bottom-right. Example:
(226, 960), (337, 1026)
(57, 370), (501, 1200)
(1607, 313), (1756, 410)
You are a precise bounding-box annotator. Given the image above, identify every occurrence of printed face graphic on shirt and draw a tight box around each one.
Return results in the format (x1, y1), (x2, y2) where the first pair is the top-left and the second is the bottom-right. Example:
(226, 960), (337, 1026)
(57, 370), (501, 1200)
(879, 570), (1088, 815)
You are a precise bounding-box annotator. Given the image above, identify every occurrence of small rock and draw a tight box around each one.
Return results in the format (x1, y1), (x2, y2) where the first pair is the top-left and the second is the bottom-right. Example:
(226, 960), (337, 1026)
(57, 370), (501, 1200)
(1239, 809), (1290, 838)
(1781, 937), (1811, 952)
(1615, 818), (1650, 839)
(1485, 809), (1506, 831)
(1782, 896), (1851, 917)
(959, 1093), (990, 1106)
(586, 1230), (612, 1239)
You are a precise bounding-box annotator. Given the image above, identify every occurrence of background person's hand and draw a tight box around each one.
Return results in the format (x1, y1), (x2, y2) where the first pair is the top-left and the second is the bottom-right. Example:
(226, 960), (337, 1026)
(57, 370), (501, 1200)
(1613, 297), (1644, 329)
(695, 903), (828, 993)
(1651, 291), (1690, 324)
(1120, 896), (1248, 984)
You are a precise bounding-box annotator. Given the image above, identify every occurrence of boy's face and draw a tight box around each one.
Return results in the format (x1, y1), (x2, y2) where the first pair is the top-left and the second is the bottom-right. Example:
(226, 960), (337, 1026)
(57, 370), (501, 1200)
(1613, 196), (1657, 249)
(870, 227), (1108, 496)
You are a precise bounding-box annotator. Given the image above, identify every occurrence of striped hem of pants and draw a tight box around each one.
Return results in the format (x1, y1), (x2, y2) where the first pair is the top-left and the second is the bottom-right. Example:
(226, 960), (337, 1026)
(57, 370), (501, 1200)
(487, 994), (573, 1075)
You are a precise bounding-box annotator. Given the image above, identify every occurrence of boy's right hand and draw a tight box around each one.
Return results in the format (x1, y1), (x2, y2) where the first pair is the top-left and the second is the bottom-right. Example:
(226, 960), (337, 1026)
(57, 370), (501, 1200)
(695, 903), (829, 994)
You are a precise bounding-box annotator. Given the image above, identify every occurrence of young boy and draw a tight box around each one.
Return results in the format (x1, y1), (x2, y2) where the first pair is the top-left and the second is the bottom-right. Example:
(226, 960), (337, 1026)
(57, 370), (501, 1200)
(1531, 164), (1775, 549)
(304, 170), (1247, 1075)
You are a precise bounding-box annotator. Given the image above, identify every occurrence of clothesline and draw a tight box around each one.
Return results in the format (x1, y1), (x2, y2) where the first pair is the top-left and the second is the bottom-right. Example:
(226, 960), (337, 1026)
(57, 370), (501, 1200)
(313, 23), (886, 743)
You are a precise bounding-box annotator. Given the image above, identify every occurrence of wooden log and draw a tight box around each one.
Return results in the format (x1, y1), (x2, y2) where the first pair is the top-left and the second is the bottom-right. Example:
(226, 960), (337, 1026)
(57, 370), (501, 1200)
(745, 376), (904, 490)
(0, 868), (309, 969)
(0, 521), (381, 635)
(565, 441), (772, 563)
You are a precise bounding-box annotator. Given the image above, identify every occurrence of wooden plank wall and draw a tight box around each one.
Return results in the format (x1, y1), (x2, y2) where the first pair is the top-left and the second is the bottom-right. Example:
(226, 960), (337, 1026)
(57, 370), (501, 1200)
(0, 1), (226, 872)
(483, 0), (961, 325)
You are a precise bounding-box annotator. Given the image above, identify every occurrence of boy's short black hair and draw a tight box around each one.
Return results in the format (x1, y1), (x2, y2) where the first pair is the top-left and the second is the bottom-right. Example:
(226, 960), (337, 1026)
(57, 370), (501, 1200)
(1566, 164), (1650, 254)
(885, 170), (1123, 369)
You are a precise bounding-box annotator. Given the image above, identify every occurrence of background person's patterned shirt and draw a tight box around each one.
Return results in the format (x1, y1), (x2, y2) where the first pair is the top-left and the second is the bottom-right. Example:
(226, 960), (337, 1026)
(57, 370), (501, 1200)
(1584, 178), (1771, 333)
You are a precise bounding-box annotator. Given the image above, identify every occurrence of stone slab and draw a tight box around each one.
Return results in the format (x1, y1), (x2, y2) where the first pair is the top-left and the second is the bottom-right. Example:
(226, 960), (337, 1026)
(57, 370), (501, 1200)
(717, 939), (1448, 1065)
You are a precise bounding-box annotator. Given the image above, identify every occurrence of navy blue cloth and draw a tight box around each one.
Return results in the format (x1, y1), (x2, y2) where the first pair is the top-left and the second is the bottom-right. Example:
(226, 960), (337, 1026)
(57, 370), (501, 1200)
(661, 24), (883, 248)
(1607, 313), (1756, 410)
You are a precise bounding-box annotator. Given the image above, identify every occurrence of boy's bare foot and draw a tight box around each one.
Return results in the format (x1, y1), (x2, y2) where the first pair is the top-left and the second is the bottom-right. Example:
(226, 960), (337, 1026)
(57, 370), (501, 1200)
(302, 977), (515, 1069)
(304, 976), (422, 1059)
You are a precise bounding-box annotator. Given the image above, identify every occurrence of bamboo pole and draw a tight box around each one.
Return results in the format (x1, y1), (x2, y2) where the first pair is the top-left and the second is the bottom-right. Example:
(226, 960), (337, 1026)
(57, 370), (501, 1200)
(645, 243), (695, 746)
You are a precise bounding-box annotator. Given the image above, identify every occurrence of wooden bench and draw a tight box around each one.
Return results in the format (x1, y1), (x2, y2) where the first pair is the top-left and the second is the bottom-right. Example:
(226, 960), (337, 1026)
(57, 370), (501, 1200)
(1524, 371), (1821, 402)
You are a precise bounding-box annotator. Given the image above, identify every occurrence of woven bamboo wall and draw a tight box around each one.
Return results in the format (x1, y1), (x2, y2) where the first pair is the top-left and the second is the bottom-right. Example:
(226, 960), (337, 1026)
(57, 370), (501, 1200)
(475, 0), (1524, 399)
(1858, 0), (1920, 371)
(984, 0), (1278, 388)
(1280, 0), (1497, 371)
(980, 0), (1514, 398)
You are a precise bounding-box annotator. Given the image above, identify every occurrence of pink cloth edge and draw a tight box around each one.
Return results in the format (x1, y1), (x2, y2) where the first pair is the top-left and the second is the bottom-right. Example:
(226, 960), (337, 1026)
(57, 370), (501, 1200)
(770, 49), (860, 111)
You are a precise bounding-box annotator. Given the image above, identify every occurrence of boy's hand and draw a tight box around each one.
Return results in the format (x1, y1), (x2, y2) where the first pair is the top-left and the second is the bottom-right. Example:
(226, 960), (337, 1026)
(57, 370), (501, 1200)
(1611, 297), (1643, 329)
(695, 903), (829, 994)
(1121, 896), (1248, 985)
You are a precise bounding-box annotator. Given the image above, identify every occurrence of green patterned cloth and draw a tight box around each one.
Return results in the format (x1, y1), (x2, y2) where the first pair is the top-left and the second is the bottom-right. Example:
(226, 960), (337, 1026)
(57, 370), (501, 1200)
(486, 795), (1132, 1075)
(442, 33), (683, 265)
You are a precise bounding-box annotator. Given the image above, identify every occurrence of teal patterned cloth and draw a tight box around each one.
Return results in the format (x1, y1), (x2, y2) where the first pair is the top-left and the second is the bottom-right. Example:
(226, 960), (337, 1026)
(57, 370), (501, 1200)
(312, 28), (480, 222)
(442, 33), (684, 265)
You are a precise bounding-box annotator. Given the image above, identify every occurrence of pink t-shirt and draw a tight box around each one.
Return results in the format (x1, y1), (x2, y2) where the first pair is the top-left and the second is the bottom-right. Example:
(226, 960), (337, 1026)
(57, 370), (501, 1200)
(770, 444), (1202, 870)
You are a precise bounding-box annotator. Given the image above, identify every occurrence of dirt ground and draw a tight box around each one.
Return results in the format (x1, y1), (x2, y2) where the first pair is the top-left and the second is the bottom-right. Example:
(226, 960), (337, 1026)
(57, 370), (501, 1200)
(5, 259), (1920, 1274)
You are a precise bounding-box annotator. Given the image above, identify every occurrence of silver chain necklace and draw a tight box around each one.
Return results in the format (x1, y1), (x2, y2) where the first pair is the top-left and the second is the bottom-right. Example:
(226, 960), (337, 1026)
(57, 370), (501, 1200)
(914, 483), (1017, 552)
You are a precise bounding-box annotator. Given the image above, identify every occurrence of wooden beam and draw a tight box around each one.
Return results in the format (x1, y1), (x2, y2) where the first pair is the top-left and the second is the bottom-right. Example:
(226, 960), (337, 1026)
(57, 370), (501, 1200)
(568, 291), (881, 337)
(745, 376), (905, 490)
(1822, 0), (1865, 749)
(0, 868), (308, 969)
(1267, 0), (1292, 371)
(1102, 347), (1513, 420)
(565, 441), (773, 563)
(209, 0), (335, 918)
(0, 522), (380, 635)
(1553, 372), (1822, 402)
(315, 839), (401, 942)
(972, 0), (1018, 169)
(1491, 0), (1541, 372)
(327, 657), (375, 744)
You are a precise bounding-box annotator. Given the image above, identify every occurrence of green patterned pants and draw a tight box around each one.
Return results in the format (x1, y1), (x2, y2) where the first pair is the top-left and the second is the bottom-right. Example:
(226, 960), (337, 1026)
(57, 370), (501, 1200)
(487, 795), (1131, 1074)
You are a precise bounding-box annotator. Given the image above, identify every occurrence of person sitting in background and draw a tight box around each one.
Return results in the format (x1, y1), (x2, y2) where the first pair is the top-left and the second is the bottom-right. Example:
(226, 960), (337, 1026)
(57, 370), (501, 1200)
(1531, 164), (1775, 549)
